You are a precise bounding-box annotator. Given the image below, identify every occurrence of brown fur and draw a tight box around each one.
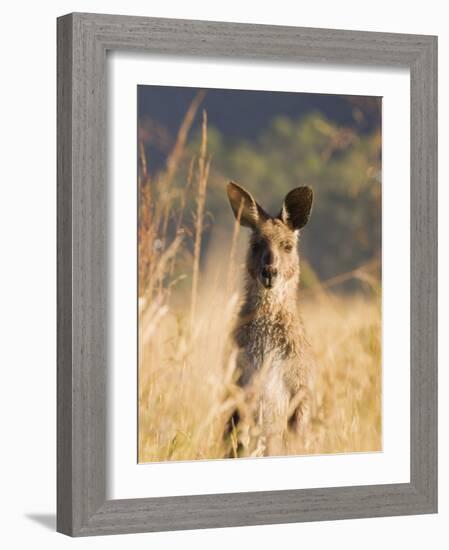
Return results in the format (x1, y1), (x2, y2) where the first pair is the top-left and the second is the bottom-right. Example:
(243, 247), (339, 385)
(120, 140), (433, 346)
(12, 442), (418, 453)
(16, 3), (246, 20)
(226, 182), (314, 457)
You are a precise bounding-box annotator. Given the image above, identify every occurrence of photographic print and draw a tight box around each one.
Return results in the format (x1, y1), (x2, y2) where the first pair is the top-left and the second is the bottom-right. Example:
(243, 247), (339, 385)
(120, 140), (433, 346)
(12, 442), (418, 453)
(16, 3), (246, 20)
(138, 86), (382, 463)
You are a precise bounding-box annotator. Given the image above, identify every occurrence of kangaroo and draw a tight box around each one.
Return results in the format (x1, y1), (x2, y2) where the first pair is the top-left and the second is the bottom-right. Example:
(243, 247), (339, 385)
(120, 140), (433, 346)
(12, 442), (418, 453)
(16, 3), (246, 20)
(226, 181), (314, 457)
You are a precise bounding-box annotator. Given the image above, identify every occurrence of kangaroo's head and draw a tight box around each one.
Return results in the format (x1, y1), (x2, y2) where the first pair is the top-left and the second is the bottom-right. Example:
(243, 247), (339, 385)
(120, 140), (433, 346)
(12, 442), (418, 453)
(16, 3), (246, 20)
(227, 181), (313, 291)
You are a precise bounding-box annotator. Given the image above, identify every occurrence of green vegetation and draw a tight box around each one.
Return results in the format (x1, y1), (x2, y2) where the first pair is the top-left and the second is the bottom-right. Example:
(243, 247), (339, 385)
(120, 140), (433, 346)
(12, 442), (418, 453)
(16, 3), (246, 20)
(183, 111), (381, 282)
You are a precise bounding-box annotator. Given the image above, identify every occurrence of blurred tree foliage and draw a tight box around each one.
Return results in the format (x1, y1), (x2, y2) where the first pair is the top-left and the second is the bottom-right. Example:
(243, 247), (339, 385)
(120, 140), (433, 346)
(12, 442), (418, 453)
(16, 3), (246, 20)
(186, 111), (381, 281)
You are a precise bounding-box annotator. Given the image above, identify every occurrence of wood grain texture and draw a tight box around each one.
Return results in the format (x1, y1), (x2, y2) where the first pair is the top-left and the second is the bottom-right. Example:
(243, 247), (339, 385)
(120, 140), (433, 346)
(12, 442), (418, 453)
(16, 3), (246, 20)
(57, 13), (74, 536)
(409, 37), (438, 509)
(57, 12), (438, 536)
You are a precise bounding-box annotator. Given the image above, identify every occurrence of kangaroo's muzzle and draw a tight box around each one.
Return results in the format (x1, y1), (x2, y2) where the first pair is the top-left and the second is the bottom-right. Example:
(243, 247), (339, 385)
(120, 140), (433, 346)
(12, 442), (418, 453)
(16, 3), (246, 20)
(261, 266), (278, 288)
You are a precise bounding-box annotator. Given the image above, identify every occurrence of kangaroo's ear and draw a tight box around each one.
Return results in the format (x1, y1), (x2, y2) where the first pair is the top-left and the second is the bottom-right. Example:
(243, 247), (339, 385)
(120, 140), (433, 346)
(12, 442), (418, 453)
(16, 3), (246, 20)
(227, 181), (268, 230)
(279, 186), (313, 231)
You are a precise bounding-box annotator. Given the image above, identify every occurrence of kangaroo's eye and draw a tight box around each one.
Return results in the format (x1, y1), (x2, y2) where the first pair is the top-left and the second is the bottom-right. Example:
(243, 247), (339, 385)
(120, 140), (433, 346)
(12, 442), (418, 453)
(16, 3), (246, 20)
(283, 243), (293, 253)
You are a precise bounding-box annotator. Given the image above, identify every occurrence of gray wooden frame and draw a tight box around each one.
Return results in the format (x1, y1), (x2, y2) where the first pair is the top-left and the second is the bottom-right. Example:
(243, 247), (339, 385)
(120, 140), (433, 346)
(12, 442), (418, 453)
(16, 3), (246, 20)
(57, 12), (438, 537)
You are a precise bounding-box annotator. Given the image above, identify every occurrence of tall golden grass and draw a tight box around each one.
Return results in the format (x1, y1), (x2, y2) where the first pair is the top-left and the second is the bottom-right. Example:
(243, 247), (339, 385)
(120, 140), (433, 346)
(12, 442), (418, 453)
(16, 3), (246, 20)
(138, 93), (382, 463)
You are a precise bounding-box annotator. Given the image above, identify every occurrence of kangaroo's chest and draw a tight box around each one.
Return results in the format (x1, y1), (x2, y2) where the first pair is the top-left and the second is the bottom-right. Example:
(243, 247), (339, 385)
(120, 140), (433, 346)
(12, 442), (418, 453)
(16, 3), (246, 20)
(234, 318), (294, 426)
(238, 319), (293, 361)
(234, 311), (300, 378)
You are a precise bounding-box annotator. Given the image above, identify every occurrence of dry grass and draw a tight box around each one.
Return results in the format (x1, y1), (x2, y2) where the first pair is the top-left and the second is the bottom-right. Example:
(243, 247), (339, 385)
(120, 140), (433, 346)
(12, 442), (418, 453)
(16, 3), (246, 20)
(138, 287), (381, 462)
(137, 94), (382, 463)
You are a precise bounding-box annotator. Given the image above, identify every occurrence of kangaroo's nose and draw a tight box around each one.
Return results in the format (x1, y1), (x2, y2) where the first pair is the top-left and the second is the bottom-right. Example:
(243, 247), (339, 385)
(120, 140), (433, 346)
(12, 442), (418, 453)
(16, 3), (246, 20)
(263, 248), (275, 265)
(261, 265), (278, 288)
(261, 266), (278, 278)
(261, 249), (278, 287)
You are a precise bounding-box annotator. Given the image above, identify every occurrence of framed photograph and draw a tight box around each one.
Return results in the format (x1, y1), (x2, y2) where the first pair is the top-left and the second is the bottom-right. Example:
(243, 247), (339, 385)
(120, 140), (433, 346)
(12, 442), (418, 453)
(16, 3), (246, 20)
(57, 12), (438, 536)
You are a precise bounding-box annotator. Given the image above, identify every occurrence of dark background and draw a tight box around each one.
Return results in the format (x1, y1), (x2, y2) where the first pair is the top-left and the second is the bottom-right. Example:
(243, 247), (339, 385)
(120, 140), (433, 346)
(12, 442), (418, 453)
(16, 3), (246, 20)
(138, 86), (381, 286)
